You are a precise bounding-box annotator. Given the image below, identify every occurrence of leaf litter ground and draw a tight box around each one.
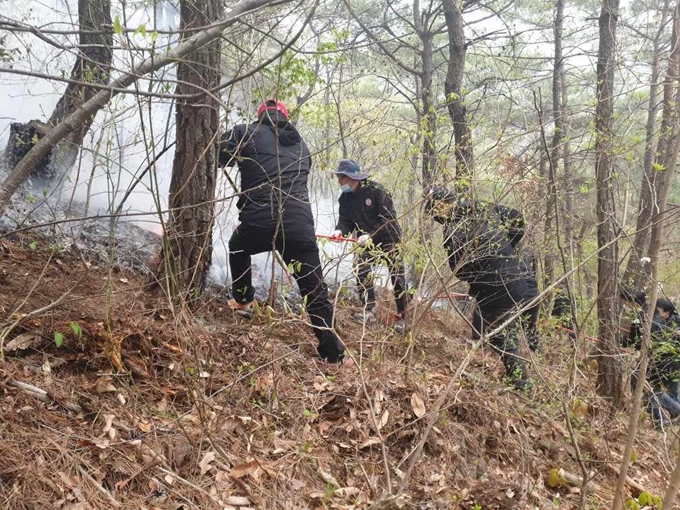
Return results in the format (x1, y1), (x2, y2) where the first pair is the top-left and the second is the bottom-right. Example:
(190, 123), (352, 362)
(0, 233), (675, 509)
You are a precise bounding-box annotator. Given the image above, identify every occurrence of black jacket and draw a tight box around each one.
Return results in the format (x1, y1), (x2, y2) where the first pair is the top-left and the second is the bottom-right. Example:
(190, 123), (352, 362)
(218, 113), (315, 230)
(622, 305), (666, 350)
(436, 199), (529, 303)
(335, 180), (400, 244)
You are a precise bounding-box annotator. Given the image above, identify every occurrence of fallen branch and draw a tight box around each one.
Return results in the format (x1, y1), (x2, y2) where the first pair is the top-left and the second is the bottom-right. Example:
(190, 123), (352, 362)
(79, 465), (122, 508)
(558, 469), (603, 494)
(158, 467), (223, 508)
(7, 379), (82, 413)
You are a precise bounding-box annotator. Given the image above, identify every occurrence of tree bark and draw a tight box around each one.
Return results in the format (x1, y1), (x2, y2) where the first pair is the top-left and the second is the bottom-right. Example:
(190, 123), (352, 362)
(664, 444), (680, 508)
(0, 0), (282, 217)
(442, 0), (473, 188)
(160, 0), (222, 298)
(594, 0), (623, 409)
(420, 31), (438, 186)
(4, 0), (112, 184)
(560, 45), (574, 244)
(622, 2), (671, 290)
(544, 0), (565, 287)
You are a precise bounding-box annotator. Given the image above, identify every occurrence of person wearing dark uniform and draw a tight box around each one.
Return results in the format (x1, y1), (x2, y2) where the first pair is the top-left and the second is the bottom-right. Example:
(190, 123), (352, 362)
(424, 185), (534, 390)
(330, 160), (409, 333)
(218, 100), (345, 363)
(468, 202), (539, 351)
(621, 289), (680, 427)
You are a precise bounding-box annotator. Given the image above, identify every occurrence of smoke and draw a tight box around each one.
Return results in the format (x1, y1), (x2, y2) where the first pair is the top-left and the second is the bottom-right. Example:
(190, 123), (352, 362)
(0, 0), (400, 299)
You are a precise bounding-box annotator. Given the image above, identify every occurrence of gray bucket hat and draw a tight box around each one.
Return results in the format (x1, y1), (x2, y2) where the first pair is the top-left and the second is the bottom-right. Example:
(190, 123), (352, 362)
(334, 159), (370, 180)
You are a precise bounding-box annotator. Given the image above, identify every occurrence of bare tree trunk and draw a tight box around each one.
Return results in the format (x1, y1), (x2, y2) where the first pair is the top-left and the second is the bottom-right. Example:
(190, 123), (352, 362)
(161, 0), (222, 299)
(442, 0), (473, 188)
(622, 1), (671, 289)
(420, 31), (437, 186)
(4, 0), (112, 184)
(0, 0), (281, 217)
(664, 444), (680, 508)
(543, 0), (565, 287)
(560, 53), (574, 244)
(594, 0), (623, 409)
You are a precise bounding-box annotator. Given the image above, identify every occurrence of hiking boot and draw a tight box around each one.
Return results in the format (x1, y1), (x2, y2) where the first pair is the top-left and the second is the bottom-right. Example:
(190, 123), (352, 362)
(352, 310), (377, 324)
(393, 317), (407, 334)
(513, 378), (534, 391)
(228, 299), (254, 318)
(528, 335), (540, 352)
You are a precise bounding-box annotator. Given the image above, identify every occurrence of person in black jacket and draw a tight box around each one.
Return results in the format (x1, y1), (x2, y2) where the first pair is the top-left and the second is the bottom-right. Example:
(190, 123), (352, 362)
(330, 160), (409, 333)
(620, 289), (680, 427)
(424, 185), (536, 390)
(218, 100), (345, 363)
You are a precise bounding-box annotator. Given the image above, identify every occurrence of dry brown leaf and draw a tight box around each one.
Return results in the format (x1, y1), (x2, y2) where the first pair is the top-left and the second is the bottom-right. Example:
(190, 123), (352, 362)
(4, 332), (41, 352)
(377, 409), (389, 431)
(318, 466), (340, 487)
(410, 393), (426, 419)
(199, 451), (216, 476)
(335, 487), (361, 497)
(289, 479), (306, 491)
(230, 460), (263, 481)
(101, 414), (115, 434)
(373, 389), (385, 415)
(224, 496), (250, 506)
(359, 437), (381, 449)
(58, 471), (80, 489)
(95, 377), (117, 394)
(221, 415), (251, 433)
(62, 504), (93, 510)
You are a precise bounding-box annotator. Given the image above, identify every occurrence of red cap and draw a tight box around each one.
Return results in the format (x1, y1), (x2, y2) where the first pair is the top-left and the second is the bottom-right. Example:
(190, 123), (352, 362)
(257, 100), (289, 119)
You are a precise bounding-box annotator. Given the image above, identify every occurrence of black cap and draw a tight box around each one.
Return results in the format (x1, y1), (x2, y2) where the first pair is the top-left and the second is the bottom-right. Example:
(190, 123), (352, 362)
(423, 184), (456, 213)
(656, 298), (676, 314)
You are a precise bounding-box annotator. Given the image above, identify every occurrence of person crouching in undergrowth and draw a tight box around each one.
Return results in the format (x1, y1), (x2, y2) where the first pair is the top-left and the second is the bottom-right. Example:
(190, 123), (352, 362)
(423, 184), (536, 390)
(329, 159), (409, 334)
(621, 288), (680, 428)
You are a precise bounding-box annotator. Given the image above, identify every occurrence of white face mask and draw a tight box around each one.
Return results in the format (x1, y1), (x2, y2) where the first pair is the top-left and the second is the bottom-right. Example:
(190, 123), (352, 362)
(340, 183), (353, 193)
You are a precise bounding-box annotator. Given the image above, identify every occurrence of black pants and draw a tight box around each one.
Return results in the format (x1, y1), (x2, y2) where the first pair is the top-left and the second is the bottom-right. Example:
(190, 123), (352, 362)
(470, 284), (528, 382)
(355, 242), (408, 316)
(229, 224), (345, 362)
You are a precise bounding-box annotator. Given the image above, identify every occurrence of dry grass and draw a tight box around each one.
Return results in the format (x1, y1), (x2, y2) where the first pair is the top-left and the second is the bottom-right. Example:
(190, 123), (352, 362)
(0, 233), (675, 509)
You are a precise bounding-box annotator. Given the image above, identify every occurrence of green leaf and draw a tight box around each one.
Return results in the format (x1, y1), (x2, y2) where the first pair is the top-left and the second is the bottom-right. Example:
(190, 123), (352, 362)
(185, 366), (195, 375)
(637, 491), (653, 506)
(70, 322), (82, 338)
(113, 16), (123, 36)
(29, 241), (37, 250)
(151, 31), (159, 44)
(54, 332), (64, 347)
(140, 23), (146, 37)
(652, 162), (666, 172)
(625, 499), (640, 510)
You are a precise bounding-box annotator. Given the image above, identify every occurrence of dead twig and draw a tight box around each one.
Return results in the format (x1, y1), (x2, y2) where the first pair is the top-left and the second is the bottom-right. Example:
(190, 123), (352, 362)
(78, 465), (122, 508)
